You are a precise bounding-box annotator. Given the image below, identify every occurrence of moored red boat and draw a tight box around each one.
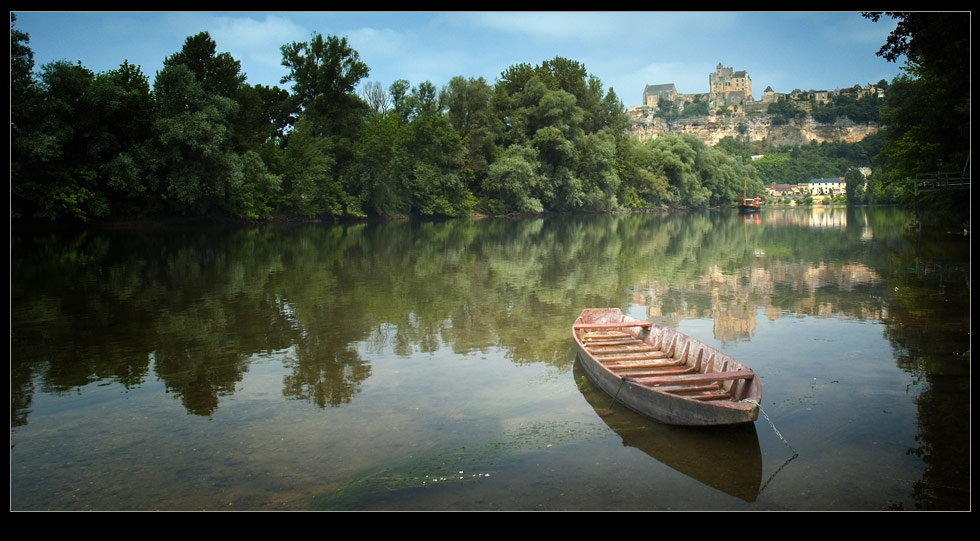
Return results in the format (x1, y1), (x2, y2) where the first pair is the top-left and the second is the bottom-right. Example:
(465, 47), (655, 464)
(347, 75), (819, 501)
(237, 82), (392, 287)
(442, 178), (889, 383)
(739, 197), (761, 213)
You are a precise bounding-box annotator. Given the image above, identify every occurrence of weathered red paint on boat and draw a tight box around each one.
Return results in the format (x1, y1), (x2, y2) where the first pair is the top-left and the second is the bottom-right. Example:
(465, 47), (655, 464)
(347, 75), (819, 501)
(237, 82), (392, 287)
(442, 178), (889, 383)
(573, 308), (761, 426)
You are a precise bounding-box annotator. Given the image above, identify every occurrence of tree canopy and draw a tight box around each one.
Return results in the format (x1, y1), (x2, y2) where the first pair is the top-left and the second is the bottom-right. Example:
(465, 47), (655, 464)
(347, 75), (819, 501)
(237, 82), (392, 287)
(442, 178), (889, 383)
(863, 13), (970, 180)
(13, 17), (897, 223)
(280, 34), (370, 139)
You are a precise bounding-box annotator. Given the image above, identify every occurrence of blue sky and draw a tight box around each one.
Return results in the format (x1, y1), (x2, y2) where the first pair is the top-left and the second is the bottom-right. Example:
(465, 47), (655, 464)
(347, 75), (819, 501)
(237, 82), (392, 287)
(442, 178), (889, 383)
(13, 12), (906, 107)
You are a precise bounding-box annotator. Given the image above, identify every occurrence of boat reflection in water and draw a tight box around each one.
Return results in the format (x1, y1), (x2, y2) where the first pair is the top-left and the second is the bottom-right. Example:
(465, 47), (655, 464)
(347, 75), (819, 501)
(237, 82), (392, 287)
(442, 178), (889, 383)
(574, 360), (762, 502)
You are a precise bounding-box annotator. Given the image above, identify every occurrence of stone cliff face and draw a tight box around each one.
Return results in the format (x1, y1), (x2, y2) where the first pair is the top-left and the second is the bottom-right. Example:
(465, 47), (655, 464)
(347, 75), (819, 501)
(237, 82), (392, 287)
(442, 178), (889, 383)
(630, 114), (878, 147)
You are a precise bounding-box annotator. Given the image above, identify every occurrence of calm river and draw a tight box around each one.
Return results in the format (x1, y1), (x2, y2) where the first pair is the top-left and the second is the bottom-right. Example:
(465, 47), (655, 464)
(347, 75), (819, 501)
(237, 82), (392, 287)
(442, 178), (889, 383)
(10, 207), (970, 511)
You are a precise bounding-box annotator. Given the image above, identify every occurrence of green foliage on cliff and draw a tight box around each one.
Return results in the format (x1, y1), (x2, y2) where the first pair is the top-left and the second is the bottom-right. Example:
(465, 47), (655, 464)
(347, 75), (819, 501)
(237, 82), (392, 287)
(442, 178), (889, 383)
(678, 96), (709, 118)
(752, 136), (882, 187)
(811, 93), (881, 123)
(767, 98), (804, 126)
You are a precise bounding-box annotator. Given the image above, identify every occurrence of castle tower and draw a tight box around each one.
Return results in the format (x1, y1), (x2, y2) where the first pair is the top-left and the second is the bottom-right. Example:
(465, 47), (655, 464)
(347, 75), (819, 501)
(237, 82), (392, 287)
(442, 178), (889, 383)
(709, 63), (752, 106)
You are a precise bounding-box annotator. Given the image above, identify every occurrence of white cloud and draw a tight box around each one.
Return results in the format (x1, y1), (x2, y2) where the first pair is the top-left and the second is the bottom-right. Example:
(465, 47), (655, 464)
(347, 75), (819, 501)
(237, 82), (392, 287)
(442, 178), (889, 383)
(457, 11), (739, 43)
(347, 26), (412, 63)
(206, 14), (309, 85)
(210, 14), (309, 52)
(465, 12), (623, 40)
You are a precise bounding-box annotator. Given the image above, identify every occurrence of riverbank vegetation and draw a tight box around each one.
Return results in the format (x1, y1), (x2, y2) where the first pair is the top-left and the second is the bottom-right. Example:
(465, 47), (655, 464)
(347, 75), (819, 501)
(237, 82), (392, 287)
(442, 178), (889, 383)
(9, 17), (760, 223)
(10, 13), (968, 225)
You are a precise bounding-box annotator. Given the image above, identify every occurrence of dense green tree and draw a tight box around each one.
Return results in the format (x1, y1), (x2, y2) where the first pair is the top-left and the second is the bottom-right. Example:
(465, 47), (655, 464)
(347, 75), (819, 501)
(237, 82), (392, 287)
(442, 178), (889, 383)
(715, 136), (752, 161)
(811, 101), (837, 123)
(574, 129), (621, 210)
(10, 30), (159, 220)
(404, 94), (475, 215)
(844, 167), (865, 201)
(641, 135), (762, 208)
(412, 81), (440, 118)
(280, 33), (370, 140)
(229, 150), (282, 219)
(164, 32), (245, 99)
(537, 57), (588, 97)
(15, 18), (851, 223)
(494, 63), (571, 145)
(91, 60), (156, 214)
(439, 76), (500, 182)
(878, 69), (968, 179)
(23, 61), (97, 163)
(615, 136), (670, 208)
(842, 94), (881, 123)
(10, 14), (37, 155)
(590, 79), (630, 136)
(487, 57), (627, 212)
(863, 12), (970, 219)
(152, 60), (241, 214)
(11, 28), (291, 221)
(388, 79), (412, 124)
(279, 115), (361, 217)
(696, 145), (755, 206)
(347, 112), (411, 215)
(233, 83), (293, 154)
(12, 60), (104, 220)
(648, 135), (711, 206)
(481, 144), (544, 214)
(346, 81), (474, 217)
(499, 75), (583, 147)
(862, 172), (903, 204)
(149, 32), (292, 218)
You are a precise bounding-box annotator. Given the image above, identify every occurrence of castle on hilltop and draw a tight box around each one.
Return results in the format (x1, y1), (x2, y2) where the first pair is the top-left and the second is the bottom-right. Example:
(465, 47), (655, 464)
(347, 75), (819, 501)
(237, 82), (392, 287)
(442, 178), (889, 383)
(630, 63), (886, 146)
(709, 63), (752, 106)
(634, 62), (885, 117)
(633, 62), (884, 113)
(639, 63), (758, 114)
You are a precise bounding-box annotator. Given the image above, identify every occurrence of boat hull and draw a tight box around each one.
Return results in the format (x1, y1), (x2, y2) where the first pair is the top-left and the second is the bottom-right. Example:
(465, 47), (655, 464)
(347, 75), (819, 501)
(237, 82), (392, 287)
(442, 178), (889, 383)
(574, 361), (763, 501)
(574, 309), (761, 426)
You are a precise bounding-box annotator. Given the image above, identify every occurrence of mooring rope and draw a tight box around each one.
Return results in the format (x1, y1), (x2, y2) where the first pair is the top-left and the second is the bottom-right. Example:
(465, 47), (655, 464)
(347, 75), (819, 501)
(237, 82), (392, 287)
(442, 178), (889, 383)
(741, 399), (792, 451)
(741, 398), (799, 494)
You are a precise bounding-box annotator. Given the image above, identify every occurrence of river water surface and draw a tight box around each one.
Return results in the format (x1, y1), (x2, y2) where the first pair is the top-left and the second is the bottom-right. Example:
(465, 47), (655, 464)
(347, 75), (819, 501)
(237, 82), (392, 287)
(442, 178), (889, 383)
(10, 207), (970, 510)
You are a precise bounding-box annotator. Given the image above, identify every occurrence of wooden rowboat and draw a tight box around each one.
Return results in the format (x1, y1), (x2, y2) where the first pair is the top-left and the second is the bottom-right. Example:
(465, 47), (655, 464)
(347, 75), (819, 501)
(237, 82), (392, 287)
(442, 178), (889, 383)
(573, 308), (761, 426)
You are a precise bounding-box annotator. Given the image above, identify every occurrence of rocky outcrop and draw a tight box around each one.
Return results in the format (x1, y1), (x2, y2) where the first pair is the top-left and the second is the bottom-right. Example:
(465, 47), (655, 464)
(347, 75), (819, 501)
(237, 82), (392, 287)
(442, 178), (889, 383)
(630, 113), (879, 147)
